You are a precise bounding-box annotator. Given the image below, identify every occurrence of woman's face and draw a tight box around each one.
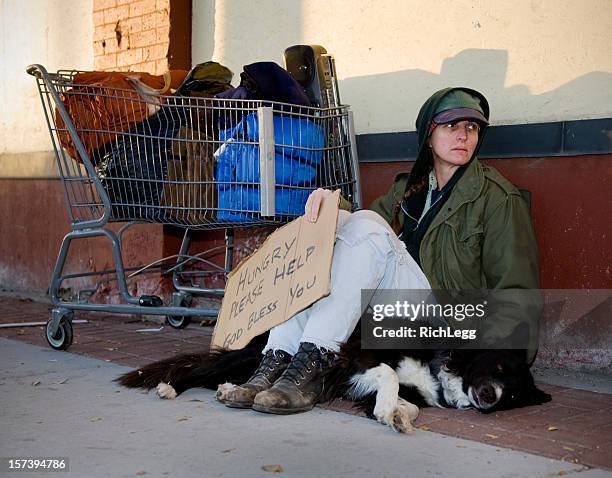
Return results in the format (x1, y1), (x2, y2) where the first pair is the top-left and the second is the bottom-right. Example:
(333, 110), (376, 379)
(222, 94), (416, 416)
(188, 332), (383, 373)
(429, 120), (480, 170)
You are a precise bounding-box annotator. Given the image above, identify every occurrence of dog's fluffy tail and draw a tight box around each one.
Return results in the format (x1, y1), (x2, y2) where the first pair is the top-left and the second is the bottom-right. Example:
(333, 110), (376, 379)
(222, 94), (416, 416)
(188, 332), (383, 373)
(115, 351), (213, 389)
(115, 334), (267, 396)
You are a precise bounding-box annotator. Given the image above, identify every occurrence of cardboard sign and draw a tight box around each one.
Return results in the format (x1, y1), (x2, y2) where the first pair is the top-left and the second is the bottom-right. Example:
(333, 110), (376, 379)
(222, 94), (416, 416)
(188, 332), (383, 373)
(211, 191), (340, 350)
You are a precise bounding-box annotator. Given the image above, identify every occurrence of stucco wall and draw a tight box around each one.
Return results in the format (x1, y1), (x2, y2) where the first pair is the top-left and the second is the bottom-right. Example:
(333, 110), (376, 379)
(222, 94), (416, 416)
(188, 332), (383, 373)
(192, 0), (612, 134)
(0, 0), (93, 175)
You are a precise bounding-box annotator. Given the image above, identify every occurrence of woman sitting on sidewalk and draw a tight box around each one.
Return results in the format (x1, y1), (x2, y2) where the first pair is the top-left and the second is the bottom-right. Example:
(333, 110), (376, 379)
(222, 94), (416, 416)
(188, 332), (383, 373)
(219, 87), (540, 415)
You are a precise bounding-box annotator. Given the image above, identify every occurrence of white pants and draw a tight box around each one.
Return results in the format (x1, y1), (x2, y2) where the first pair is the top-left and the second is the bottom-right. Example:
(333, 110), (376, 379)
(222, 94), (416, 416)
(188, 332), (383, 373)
(263, 210), (431, 355)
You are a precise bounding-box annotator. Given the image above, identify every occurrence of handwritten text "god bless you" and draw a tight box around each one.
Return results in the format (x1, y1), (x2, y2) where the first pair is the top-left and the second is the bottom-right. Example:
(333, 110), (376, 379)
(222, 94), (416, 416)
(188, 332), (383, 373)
(228, 236), (317, 330)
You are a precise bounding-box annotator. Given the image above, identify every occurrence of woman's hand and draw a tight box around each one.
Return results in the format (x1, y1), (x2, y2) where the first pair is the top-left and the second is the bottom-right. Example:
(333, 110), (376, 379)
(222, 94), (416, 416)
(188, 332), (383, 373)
(304, 188), (336, 223)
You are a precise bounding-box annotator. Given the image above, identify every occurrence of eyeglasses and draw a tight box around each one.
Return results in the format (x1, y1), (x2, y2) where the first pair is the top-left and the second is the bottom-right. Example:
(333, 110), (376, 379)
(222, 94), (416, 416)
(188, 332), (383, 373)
(439, 121), (481, 135)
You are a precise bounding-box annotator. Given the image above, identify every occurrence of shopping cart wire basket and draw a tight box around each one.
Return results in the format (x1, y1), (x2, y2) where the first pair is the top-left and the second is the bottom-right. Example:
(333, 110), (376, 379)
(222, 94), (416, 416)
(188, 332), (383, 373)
(27, 64), (361, 350)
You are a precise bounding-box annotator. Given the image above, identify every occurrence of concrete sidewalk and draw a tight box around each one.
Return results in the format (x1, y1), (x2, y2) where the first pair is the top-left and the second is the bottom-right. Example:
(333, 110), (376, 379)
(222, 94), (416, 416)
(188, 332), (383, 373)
(1, 294), (611, 475)
(2, 337), (610, 478)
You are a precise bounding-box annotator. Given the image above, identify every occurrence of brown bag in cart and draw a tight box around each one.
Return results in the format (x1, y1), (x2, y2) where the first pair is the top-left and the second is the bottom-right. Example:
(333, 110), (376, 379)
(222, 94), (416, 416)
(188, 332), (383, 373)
(161, 127), (217, 223)
(159, 64), (235, 223)
(55, 70), (188, 163)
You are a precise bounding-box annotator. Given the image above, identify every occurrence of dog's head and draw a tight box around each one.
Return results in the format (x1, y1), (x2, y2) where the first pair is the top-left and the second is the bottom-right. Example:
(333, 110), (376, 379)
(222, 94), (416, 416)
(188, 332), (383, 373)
(449, 350), (551, 412)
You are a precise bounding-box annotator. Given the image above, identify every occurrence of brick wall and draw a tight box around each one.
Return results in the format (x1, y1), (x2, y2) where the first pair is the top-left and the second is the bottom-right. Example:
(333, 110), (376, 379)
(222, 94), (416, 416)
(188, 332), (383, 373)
(93, 0), (190, 74)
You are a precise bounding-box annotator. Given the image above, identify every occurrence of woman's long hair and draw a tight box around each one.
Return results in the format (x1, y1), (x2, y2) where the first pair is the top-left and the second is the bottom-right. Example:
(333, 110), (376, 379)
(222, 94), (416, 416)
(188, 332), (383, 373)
(405, 146), (433, 199)
(389, 148), (432, 234)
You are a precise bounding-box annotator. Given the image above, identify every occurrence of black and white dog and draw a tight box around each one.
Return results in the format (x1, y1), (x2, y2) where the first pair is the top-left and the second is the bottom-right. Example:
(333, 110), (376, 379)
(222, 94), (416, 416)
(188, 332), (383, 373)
(117, 324), (551, 433)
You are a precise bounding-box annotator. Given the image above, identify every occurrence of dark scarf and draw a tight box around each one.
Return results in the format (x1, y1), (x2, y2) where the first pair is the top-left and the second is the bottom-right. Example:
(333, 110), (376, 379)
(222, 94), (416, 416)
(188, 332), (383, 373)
(400, 166), (467, 265)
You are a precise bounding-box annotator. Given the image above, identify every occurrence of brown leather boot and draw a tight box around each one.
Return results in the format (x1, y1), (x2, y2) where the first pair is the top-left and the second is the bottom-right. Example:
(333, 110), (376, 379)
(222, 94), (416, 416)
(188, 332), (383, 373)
(252, 342), (335, 415)
(217, 349), (292, 409)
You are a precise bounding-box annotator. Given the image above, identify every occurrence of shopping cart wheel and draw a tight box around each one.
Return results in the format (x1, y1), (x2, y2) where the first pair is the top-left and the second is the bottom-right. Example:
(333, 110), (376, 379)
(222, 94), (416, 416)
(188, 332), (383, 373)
(166, 292), (192, 329)
(45, 314), (74, 350)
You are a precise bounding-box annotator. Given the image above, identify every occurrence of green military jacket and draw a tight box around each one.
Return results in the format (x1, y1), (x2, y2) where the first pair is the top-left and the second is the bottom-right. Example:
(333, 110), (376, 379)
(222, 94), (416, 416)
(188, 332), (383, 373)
(369, 158), (540, 291)
(369, 158), (541, 360)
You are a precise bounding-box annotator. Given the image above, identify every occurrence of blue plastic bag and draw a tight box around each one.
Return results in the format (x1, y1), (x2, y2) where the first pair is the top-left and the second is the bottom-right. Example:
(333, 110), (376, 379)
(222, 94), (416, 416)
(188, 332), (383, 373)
(216, 113), (323, 221)
(216, 187), (312, 222)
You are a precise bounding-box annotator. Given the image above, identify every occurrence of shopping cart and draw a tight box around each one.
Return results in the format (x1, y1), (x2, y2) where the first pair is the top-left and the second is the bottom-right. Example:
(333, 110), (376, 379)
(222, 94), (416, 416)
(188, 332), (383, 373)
(27, 64), (361, 350)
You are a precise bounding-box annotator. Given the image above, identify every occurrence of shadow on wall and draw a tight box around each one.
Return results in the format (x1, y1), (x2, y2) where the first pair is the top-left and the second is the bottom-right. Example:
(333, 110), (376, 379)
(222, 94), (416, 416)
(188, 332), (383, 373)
(338, 49), (612, 133)
(191, 0), (216, 64)
(193, 9), (611, 131)
(192, 0), (304, 77)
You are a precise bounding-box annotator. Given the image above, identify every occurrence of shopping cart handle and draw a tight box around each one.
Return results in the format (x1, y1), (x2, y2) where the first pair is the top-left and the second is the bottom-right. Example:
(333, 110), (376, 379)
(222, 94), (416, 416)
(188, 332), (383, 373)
(26, 64), (45, 78)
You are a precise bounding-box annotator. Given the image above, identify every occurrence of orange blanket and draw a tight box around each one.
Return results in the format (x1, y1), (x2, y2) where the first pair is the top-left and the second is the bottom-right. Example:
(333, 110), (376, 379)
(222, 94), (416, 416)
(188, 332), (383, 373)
(56, 70), (188, 162)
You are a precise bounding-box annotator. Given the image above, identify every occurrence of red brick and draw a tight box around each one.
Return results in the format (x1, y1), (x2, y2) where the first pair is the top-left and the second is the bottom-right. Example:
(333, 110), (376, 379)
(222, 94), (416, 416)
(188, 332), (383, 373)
(70, 335), (105, 346)
(103, 5), (130, 24)
(142, 43), (168, 62)
(93, 40), (105, 57)
(128, 62), (145, 72)
(156, 0), (169, 11)
(129, 28), (157, 48)
(95, 38), (121, 56)
(553, 388), (612, 411)
(94, 23), (117, 41)
(129, 0), (152, 17)
(141, 10), (167, 30)
(155, 58), (169, 74)
(156, 24), (170, 41)
(94, 0), (116, 12)
(538, 427), (606, 447)
(573, 446), (612, 471)
(560, 413), (612, 433)
(93, 11), (105, 26)
(117, 47), (143, 67)
(122, 16), (144, 34)
(94, 53), (118, 71)
(505, 406), (585, 427)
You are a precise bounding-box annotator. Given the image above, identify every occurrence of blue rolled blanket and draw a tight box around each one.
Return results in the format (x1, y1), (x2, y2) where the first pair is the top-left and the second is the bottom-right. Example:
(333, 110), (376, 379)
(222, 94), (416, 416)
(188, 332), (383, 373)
(216, 112), (323, 221)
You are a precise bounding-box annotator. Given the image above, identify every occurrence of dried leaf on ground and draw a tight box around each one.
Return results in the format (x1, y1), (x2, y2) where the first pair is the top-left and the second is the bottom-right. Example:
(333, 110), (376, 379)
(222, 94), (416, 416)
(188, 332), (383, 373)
(176, 415), (191, 421)
(261, 464), (284, 473)
(31, 381), (40, 386)
(485, 433), (499, 439)
(548, 426), (559, 431)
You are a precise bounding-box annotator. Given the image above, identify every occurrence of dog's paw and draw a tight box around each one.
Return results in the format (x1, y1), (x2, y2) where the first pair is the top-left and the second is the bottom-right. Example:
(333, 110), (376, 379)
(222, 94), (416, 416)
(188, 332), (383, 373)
(390, 399), (419, 434)
(375, 398), (419, 434)
(216, 382), (237, 403)
(156, 382), (177, 400)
